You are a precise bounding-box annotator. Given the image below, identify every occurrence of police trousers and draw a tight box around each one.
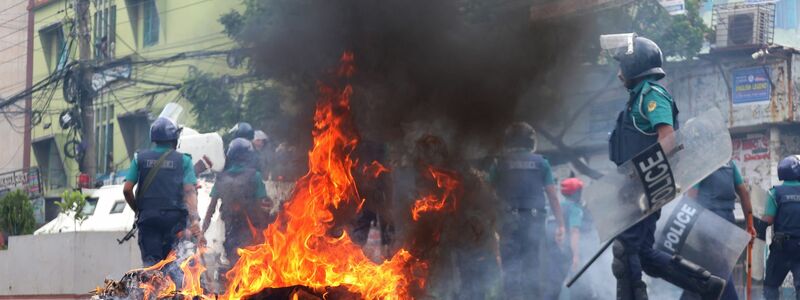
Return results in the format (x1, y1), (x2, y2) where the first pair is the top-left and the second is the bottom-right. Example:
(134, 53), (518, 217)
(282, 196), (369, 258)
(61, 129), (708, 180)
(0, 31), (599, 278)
(614, 212), (672, 282)
(764, 238), (800, 300)
(137, 209), (188, 267)
(499, 211), (546, 299)
(680, 209), (738, 300)
(223, 211), (269, 268)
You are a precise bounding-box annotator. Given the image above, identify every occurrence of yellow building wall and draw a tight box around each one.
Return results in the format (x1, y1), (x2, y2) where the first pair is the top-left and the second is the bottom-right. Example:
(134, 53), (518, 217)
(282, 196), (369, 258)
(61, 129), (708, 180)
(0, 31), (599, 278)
(30, 0), (242, 196)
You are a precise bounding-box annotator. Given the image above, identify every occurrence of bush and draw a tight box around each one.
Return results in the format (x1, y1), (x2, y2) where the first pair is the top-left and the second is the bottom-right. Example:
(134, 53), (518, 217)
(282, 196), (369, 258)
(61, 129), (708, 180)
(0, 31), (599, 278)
(0, 190), (36, 236)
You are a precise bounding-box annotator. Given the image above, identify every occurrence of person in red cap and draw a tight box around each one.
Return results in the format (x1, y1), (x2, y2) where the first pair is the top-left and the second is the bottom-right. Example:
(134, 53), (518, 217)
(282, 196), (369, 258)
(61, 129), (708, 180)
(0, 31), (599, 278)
(560, 177), (585, 272)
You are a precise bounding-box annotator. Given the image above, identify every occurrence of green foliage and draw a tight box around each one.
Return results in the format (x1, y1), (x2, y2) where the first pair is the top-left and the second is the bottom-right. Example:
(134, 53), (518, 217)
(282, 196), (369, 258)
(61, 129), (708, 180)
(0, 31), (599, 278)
(0, 190), (36, 236)
(56, 190), (89, 225)
(180, 71), (239, 133)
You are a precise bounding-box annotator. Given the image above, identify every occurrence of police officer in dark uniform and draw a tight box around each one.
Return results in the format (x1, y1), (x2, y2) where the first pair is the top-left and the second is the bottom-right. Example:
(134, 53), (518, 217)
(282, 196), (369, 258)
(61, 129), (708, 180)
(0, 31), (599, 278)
(607, 35), (725, 300)
(202, 138), (271, 272)
(688, 160), (756, 300)
(122, 116), (202, 267)
(231, 122), (255, 141)
(493, 122), (565, 299)
(762, 155), (800, 300)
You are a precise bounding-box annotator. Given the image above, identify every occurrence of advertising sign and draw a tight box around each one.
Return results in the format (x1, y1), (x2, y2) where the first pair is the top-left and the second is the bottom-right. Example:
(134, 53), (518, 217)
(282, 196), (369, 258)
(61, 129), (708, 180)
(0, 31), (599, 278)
(732, 67), (772, 104)
(659, 0), (686, 15)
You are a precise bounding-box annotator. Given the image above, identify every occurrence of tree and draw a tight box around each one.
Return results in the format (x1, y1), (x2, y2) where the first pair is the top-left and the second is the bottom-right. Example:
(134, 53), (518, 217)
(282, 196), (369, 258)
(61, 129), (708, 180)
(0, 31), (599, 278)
(0, 190), (36, 236)
(56, 190), (89, 226)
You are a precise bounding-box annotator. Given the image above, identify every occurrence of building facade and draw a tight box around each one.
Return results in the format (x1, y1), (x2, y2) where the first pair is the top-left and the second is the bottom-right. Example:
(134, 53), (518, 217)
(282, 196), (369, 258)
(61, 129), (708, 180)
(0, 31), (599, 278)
(0, 1), (30, 176)
(28, 0), (242, 198)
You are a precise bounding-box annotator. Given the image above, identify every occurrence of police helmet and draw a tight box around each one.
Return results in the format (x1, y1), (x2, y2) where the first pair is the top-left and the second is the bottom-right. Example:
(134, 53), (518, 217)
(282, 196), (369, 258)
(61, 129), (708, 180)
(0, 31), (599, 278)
(504, 122), (537, 150)
(231, 122), (255, 141)
(778, 155), (800, 181)
(254, 130), (268, 141)
(150, 117), (181, 142)
(227, 138), (254, 163)
(615, 36), (665, 81)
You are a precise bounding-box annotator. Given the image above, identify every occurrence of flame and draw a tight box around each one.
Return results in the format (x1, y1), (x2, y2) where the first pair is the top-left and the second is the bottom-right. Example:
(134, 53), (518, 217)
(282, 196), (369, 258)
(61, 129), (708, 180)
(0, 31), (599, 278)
(221, 52), (424, 299)
(363, 161), (390, 178)
(111, 51), (468, 299)
(411, 167), (462, 221)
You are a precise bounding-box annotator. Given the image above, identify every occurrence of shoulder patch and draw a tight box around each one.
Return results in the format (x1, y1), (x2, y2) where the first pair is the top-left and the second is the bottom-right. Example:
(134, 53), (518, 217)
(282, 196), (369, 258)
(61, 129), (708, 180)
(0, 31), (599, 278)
(647, 101), (657, 112)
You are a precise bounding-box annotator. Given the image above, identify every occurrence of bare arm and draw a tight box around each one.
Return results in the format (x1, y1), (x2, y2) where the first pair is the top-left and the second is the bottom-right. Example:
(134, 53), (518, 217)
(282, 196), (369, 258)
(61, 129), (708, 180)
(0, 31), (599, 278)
(546, 184), (565, 243)
(570, 228), (581, 270)
(123, 181), (137, 212)
(736, 184), (757, 236)
(183, 184), (199, 219)
(202, 197), (219, 233)
(656, 124), (675, 152)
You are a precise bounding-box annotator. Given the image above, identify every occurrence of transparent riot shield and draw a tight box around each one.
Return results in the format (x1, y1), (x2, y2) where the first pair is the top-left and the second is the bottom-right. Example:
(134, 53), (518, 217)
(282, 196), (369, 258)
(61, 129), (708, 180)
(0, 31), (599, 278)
(750, 186), (769, 220)
(158, 102), (184, 125)
(655, 197), (750, 283)
(177, 133), (226, 173)
(586, 108), (733, 244)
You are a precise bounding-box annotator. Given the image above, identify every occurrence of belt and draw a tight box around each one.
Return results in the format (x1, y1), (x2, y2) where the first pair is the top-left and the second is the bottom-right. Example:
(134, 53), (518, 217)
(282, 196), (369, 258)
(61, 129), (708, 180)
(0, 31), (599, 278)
(507, 208), (541, 217)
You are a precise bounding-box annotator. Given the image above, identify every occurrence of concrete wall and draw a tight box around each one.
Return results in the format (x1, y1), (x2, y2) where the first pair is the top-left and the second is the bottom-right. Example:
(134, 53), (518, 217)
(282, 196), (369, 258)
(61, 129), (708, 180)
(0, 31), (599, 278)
(0, 1), (29, 174)
(0, 232), (141, 297)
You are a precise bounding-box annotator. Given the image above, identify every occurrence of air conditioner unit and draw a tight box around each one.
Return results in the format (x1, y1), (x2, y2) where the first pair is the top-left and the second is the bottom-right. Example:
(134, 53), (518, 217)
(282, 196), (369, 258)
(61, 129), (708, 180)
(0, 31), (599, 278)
(713, 5), (773, 50)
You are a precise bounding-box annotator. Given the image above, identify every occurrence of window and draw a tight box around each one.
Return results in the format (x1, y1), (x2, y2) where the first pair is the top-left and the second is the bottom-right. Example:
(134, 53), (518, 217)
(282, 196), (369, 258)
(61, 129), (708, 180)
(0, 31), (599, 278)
(94, 0), (117, 59)
(95, 101), (115, 175)
(142, 0), (159, 47)
(39, 24), (67, 73)
(118, 111), (150, 160)
(81, 198), (99, 216)
(31, 138), (67, 191)
(110, 200), (126, 214)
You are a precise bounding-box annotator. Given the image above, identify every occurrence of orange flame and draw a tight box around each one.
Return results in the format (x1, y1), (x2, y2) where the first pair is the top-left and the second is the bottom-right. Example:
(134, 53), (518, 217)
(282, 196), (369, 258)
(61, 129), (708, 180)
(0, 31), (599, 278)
(363, 161), (390, 178)
(411, 167), (462, 221)
(221, 52), (424, 299)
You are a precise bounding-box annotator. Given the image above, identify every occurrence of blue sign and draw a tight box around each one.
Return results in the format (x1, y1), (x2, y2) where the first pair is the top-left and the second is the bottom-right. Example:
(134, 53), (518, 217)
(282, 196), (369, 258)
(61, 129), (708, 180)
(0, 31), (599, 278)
(732, 67), (771, 104)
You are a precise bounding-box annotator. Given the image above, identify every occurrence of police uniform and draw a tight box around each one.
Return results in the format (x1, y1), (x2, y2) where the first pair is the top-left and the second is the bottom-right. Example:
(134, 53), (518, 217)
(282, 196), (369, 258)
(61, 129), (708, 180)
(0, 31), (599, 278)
(763, 180), (800, 299)
(493, 149), (555, 298)
(609, 77), (682, 297)
(690, 161), (744, 300)
(125, 144), (197, 266)
(210, 163), (268, 267)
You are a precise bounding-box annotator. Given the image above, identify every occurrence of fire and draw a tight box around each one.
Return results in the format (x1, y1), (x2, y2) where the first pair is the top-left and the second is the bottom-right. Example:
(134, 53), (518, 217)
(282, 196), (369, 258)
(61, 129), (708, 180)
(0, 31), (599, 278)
(114, 52), (465, 299)
(221, 52), (424, 299)
(411, 167), (461, 221)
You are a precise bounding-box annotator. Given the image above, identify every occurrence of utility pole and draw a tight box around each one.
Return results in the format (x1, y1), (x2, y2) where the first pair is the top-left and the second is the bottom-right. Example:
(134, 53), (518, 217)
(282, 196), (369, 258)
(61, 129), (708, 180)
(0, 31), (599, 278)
(23, 0), (34, 171)
(76, 0), (96, 181)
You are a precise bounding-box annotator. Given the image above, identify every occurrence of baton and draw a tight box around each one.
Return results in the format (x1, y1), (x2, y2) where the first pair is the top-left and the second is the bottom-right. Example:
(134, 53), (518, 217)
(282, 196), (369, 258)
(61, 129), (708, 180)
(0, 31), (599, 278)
(746, 214), (754, 300)
(566, 238), (614, 287)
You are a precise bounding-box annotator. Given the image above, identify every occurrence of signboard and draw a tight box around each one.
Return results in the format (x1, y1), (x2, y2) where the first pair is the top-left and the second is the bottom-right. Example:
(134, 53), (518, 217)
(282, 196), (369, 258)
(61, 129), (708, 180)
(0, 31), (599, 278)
(659, 0), (686, 15)
(0, 168), (43, 197)
(91, 58), (132, 92)
(732, 67), (772, 104)
(732, 132), (771, 190)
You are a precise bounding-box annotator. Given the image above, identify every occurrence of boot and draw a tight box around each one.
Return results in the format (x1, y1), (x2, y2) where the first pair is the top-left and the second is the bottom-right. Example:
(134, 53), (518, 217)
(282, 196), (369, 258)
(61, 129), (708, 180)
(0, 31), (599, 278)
(660, 255), (725, 300)
(612, 241), (648, 300)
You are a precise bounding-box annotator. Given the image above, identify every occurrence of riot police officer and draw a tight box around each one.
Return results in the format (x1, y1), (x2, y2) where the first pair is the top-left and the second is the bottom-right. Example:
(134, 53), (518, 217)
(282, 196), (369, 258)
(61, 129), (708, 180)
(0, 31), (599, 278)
(606, 35), (725, 300)
(493, 122), (564, 299)
(202, 138), (271, 269)
(122, 116), (202, 267)
(762, 155), (800, 300)
(230, 122), (255, 141)
(687, 160), (756, 300)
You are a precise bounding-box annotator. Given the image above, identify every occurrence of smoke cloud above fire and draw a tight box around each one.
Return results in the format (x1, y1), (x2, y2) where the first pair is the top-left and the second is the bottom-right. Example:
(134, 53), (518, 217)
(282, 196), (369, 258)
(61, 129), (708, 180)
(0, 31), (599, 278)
(234, 0), (593, 154)
(228, 0), (601, 297)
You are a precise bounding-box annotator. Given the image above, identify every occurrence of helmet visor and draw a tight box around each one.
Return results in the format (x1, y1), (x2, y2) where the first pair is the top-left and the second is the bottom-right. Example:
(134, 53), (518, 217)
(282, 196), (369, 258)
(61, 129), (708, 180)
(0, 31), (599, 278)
(600, 33), (636, 59)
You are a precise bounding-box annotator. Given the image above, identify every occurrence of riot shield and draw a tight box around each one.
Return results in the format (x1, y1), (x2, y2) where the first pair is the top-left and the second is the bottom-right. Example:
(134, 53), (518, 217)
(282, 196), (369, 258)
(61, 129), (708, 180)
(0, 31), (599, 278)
(586, 108), (732, 244)
(177, 133), (226, 173)
(158, 102), (184, 125)
(750, 186), (769, 220)
(654, 197), (750, 284)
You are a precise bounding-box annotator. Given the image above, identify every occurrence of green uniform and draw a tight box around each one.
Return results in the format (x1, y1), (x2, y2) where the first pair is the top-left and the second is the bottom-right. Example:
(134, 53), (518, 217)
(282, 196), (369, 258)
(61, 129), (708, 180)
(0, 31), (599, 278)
(125, 144), (197, 185)
(629, 79), (675, 133)
(765, 180), (800, 217)
(210, 164), (267, 199)
(560, 199), (584, 229)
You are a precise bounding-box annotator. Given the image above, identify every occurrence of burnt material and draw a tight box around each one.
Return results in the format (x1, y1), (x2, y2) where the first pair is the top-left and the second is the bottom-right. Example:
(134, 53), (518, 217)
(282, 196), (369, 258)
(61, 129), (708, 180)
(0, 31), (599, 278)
(243, 286), (362, 300)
